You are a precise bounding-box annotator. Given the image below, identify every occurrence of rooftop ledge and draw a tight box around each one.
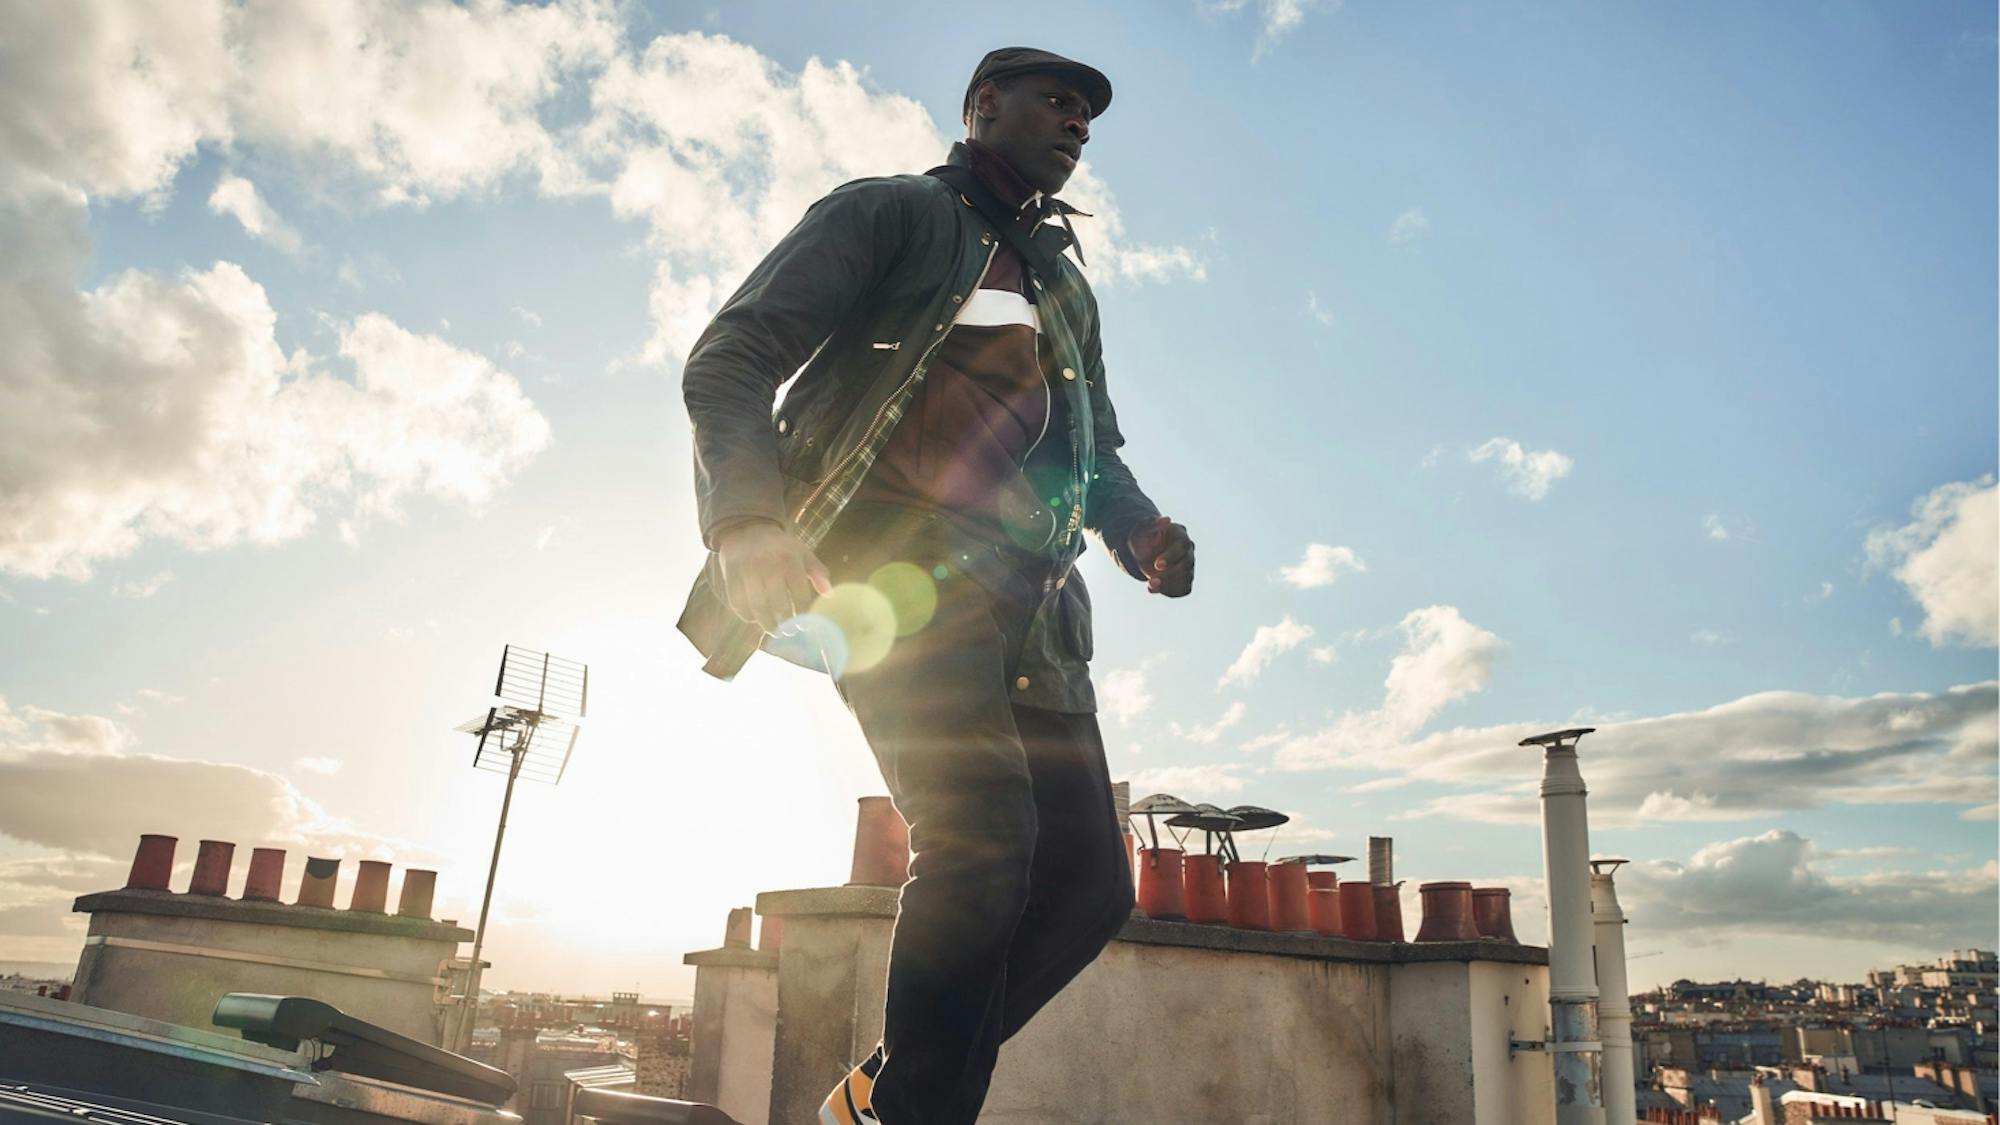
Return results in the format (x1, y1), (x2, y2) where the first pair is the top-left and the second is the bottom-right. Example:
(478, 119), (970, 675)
(73, 887), (474, 943)
(755, 885), (1548, 966)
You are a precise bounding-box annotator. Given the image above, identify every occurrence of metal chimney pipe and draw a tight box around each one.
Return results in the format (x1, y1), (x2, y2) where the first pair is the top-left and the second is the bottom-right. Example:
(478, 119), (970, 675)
(1592, 859), (1637, 1125)
(1366, 836), (1393, 885)
(1522, 727), (1605, 1124)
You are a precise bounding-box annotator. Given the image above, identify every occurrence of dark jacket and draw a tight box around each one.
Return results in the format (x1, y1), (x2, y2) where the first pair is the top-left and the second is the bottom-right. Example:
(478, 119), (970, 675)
(677, 144), (1161, 705)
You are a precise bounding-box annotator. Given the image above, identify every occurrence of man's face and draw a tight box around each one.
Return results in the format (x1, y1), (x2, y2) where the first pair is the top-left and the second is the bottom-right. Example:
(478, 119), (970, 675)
(971, 74), (1093, 195)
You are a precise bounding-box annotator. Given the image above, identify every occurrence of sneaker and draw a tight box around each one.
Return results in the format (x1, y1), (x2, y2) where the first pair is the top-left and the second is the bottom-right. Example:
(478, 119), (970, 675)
(818, 1046), (885, 1125)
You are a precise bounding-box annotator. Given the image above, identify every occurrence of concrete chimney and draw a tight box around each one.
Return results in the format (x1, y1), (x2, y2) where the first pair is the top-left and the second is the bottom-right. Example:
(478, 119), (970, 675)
(1523, 727), (1605, 1124)
(1592, 858), (1637, 1125)
(725, 906), (754, 949)
(1367, 836), (1393, 885)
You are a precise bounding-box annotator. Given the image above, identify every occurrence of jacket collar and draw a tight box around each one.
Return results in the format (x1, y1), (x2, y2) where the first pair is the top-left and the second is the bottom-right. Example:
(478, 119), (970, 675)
(944, 141), (1093, 265)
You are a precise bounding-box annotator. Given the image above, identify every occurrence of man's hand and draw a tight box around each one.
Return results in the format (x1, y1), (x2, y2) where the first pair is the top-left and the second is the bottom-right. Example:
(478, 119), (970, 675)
(1127, 515), (1195, 597)
(716, 520), (834, 634)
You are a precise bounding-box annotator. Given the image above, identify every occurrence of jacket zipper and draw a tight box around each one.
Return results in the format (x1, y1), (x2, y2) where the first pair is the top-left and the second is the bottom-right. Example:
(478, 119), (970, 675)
(792, 240), (1002, 530)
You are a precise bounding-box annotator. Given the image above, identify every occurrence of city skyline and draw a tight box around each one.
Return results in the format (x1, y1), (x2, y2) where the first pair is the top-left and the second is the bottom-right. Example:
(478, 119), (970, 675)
(0, 0), (1994, 998)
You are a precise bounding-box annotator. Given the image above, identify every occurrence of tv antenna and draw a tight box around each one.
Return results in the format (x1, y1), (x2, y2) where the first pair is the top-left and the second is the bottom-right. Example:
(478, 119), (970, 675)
(451, 644), (588, 1051)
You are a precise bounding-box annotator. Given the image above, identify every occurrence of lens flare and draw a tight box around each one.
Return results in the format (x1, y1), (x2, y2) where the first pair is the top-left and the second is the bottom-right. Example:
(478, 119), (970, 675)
(869, 561), (938, 637)
(803, 582), (898, 676)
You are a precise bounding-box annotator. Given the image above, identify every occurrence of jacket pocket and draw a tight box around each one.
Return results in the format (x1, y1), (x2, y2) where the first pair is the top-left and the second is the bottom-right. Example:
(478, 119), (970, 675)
(1059, 572), (1093, 662)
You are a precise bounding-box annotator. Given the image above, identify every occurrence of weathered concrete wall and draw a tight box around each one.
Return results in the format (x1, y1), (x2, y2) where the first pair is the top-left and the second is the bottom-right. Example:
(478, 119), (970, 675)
(683, 946), (780, 1125)
(744, 885), (1552, 1125)
(71, 889), (468, 1044)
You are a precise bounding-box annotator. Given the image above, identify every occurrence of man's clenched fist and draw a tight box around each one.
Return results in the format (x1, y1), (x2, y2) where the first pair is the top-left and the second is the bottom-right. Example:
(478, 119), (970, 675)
(1127, 515), (1195, 597)
(716, 520), (834, 634)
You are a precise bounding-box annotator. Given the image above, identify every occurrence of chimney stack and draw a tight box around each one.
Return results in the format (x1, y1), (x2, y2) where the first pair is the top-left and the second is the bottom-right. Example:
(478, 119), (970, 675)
(1592, 858), (1637, 1125)
(1367, 836), (1393, 885)
(1523, 727), (1605, 1124)
(724, 906), (753, 949)
(125, 835), (176, 891)
(188, 840), (235, 896)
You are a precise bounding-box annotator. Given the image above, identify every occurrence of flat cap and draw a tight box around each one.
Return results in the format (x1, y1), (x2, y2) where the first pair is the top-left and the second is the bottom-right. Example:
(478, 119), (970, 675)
(963, 47), (1112, 121)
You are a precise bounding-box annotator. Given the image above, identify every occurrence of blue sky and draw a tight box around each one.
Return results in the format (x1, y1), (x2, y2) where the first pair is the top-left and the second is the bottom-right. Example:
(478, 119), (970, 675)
(0, 1), (1993, 997)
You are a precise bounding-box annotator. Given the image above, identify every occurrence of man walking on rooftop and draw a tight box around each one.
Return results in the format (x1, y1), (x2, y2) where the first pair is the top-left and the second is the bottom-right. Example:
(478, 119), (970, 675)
(677, 47), (1195, 1125)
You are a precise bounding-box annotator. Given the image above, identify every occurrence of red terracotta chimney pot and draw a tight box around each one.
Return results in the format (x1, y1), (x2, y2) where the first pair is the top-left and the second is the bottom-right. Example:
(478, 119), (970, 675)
(1136, 847), (1188, 921)
(126, 835), (177, 891)
(188, 840), (235, 897)
(848, 796), (910, 887)
(350, 860), (391, 913)
(1472, 886), (1520, 943)
(1225, 860), (1271, 931)
(1338, 881), (1379, 941)
(1181, 854), (1228, 924)
(397, 869), (438, 918)
(1415, 881), (1482, 942)
(1372, 882), (1406, 942)
(296, 856), (340, 908)
(1266, 861), (1313, 933)
(242, 847), (286, 902)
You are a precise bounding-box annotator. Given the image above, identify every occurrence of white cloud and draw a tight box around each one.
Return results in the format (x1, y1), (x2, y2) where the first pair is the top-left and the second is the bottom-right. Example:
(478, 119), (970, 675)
(1278, 543), (1366, 589)
(1099, 666), (1155, 727)
(0, 4), (1208, 580)
(1703, 513), (1729, 541)
(1127, 762), (1251, 797)
(1618, 829), (1997, 946)
(135, 689), (183, 705)
(511, 305), (543, 328)
(207, 173), (302, 253)
(1172, 701), (1247, 744)
(294, 756), (342, 775)
(1418, 443), (1443, 469)
(1865, 476), (1997, 648)
(1306, 290), (1334, 326)
(1337, 681), (1998, 827)
(1205, 0), (1334, 61)
(1689, 628), (1731, 646)
(1220, 616), (1314, 687)
(0, 213), (551, 578)
(113, 571), (174, 598)
(1389, 206), (1429, 245)
(587, 33), (1201, 365)
(1467, 437), (1573, 501)
(1274, 605), (1504, 768)
(1310, 645), (1337, 664)
(1812, 580), (1834, 601)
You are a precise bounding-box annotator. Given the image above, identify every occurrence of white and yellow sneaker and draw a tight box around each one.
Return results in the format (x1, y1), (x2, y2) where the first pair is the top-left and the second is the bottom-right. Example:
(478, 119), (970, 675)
(818, 1046), (885, 1125)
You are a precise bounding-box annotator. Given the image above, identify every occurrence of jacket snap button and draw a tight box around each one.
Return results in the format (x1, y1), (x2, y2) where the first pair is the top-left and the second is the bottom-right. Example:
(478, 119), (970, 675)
(981, 233), (993, 245)
(934, 323), (944, 332)
(1061, 367), (1076, 381)
(951, 294), (962, 304)
(776, 418), (788, 433)
(1015, 676), (1031, 691)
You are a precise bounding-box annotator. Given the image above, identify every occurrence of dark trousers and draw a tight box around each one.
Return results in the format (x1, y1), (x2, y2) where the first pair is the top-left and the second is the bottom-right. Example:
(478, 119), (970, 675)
(831, 543), (1134, 1125)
